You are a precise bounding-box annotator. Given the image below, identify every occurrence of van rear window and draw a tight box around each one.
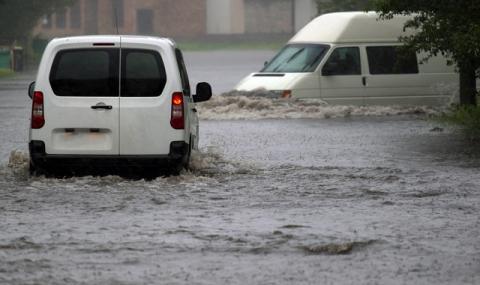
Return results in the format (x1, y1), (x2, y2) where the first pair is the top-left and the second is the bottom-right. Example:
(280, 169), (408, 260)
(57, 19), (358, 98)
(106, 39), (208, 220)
(122, 49), (167, 97)
(50, 49), (119, 97)
(367, 46), (418, 75)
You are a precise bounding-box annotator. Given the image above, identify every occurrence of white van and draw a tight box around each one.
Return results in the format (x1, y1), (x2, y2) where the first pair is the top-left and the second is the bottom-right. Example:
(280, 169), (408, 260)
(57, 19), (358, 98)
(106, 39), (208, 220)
(235, 12), (458, 106)
(28, 35), (212, 176)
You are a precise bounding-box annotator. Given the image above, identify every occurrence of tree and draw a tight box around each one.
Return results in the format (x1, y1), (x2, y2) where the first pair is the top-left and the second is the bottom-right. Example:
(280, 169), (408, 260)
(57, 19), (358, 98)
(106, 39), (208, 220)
(0, 0), (74, 45)
(315, 0), (371, 14)
(373, 0), (480, 106)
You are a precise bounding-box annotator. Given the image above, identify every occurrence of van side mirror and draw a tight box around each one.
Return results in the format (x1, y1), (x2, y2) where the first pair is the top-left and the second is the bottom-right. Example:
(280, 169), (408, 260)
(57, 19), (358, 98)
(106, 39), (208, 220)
(28, 81), (35, 99)
(193, 82), (212, 103)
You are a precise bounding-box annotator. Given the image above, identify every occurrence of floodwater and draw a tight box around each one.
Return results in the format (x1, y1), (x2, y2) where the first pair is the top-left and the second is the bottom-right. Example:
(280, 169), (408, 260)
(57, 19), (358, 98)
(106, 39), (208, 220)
(1, 51), (479, 285)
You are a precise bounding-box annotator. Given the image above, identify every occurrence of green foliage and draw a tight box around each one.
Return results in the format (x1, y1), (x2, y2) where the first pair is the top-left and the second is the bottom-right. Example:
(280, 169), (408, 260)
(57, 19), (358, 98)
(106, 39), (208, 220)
(373, 0), (480, 105)
(439, 106), (480, 140)
(373, 0), (480, 66)
(316, 0), (372, 14)
(0, 0), (74, 43)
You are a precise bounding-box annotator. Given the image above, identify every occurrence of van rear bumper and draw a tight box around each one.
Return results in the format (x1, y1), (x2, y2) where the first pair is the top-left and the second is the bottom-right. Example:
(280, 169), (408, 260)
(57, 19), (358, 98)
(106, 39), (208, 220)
(29, 140), (189, 172)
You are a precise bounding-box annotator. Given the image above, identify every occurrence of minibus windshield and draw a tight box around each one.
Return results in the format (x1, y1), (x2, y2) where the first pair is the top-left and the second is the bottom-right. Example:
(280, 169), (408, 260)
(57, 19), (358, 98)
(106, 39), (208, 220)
(262, 44), (329, 73)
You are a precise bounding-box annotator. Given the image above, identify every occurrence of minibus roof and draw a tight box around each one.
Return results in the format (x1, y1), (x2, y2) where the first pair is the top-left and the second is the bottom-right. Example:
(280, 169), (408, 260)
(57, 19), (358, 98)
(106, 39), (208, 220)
(289, 12), (414, 44)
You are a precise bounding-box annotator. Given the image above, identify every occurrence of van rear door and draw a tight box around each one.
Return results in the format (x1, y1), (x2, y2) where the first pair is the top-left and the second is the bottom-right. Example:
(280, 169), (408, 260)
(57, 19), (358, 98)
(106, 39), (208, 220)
(45, 45), (120, 155)
(118, 41), (177, 155)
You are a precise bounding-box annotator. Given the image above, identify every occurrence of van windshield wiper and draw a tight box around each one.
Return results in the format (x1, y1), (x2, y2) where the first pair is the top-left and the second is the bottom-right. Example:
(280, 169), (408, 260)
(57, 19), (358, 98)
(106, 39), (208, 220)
(286, 48), (305, 63)
(302, 49), (325, 72)
(272, 48), (305, 72)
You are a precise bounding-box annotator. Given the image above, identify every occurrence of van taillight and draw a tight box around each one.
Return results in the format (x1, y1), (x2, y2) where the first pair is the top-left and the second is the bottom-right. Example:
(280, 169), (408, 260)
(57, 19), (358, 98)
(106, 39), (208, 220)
(170, 92), (184, 129)
(31, 91), (45, 129)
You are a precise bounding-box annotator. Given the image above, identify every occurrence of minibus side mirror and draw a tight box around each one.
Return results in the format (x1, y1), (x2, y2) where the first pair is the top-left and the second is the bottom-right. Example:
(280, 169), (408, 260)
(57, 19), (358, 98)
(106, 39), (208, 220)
(28, 81), (35, 99)
(193, 82), (212, 103)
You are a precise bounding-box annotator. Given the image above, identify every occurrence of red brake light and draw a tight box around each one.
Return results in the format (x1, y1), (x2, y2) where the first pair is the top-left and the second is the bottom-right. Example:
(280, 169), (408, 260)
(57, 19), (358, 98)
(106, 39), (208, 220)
(31, 91), (45, 129)
(171, 92), (184, 129)
(172, 95), (183, 106)
(93, 43), (115, 46)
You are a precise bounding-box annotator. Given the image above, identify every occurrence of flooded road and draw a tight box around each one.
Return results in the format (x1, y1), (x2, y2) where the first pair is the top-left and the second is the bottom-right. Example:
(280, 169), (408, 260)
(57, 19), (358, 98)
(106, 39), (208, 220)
(1, 51), (479, 284)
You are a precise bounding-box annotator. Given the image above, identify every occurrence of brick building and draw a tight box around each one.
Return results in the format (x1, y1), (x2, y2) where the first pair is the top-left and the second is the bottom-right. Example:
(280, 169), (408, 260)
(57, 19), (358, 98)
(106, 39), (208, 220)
(34, 0), (316, 39)
(35, 0), (207, 39)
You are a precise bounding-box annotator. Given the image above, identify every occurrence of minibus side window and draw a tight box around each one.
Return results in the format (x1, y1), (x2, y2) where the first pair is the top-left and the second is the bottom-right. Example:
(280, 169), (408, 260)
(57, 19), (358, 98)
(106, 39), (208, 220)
(121, 49), (167, 97)
(322, 47), (361, 76)
(366, 46), (418, 74)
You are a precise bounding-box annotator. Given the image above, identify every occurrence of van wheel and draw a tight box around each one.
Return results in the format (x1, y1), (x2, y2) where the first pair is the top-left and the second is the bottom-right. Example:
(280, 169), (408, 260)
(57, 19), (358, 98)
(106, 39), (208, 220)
(29, 162), (45, 176)
(29, 162), (35, 175)
(169, 140), (192, 176)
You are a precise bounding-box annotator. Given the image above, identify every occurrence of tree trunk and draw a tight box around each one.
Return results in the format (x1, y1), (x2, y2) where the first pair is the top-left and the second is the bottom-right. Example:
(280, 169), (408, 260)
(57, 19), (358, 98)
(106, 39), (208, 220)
(459, 61), (477, 106)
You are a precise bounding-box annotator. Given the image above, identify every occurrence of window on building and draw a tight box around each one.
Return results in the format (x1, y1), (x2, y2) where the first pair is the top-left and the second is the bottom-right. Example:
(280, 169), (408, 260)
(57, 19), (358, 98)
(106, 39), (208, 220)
(56, 8), (67, 29)
(42, 14), (52, 29)
(112, 0), (124, 28)
(322, 47), (361, 76)
(70, 2), (81, 29)
(366, 46), (419, 75)
(137, 9), (154, 35)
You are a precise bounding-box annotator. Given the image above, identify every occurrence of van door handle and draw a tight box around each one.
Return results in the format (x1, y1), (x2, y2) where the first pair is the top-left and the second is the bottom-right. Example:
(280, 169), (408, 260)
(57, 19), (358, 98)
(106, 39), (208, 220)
(362, 76), (367, 86)
(91, 103), (112, 110)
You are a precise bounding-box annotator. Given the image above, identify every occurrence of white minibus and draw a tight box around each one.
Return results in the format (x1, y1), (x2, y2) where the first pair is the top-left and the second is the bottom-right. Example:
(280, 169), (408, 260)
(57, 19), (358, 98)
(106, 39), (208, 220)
(235, 12), (458, 106)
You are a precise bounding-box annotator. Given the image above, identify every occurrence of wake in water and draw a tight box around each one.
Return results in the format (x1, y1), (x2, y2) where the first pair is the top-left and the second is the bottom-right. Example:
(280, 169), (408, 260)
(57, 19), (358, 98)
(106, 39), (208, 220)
(1, 148), (254, 182)
(197, 90), (445, 120)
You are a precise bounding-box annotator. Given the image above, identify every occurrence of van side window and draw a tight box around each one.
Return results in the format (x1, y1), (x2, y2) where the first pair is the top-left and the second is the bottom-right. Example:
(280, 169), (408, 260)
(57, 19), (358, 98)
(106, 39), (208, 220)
(122, 49), (167, 97)
(322, 47), (361, 76)
(175, 49), (191, 96)
(50, 49), (119, 97)
(367, 46), (418, 74)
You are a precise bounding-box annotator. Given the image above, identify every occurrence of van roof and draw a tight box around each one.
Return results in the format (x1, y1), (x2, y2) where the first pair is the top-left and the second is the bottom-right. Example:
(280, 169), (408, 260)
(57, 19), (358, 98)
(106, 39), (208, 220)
(289, 12), (413, 44)
(49, 35), (176, 47)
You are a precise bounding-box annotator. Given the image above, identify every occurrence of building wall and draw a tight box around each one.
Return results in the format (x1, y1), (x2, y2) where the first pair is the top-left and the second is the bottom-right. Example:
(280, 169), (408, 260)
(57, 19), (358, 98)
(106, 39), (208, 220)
(33, 0), (86, 38)
(244, 0), (294, 34)
(206, 0), (244, 35)
(152, 0), (206, 37)
(33, 0), (314, 39)
(294, 0), (317, 31)
(34, 0), (207, 39)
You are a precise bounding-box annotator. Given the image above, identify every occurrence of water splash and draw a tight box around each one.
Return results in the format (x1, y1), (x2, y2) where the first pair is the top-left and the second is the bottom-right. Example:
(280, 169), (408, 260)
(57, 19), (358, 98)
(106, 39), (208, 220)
(1, 148), (252, 182)
(0, 150), (30, 180)
(198, 91), (444, 120)
(188, 147), (256, 176)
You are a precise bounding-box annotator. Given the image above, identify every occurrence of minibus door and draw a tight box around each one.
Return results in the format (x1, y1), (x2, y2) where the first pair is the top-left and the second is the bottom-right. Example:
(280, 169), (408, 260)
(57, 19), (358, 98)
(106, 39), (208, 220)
(319, 47), (365, 105)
